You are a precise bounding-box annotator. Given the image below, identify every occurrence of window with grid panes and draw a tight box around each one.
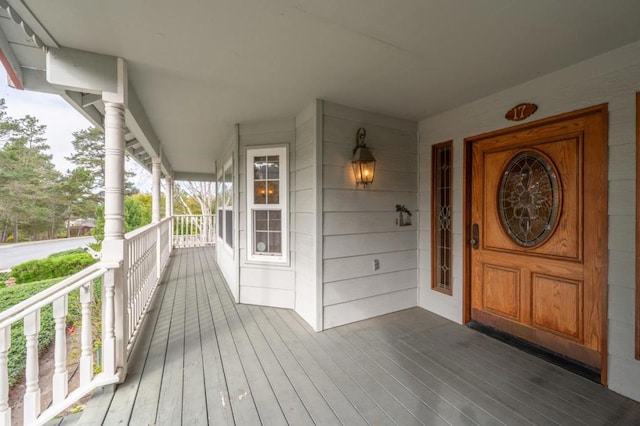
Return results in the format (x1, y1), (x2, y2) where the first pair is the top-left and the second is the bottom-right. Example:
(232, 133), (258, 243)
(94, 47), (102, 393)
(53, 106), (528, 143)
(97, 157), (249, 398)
(246, 147), (288, 263)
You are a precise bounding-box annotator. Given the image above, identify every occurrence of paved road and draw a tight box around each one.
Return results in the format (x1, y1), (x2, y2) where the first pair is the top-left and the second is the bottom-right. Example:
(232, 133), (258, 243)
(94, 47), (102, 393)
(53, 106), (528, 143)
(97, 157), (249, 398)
(0, 237), (95, 270)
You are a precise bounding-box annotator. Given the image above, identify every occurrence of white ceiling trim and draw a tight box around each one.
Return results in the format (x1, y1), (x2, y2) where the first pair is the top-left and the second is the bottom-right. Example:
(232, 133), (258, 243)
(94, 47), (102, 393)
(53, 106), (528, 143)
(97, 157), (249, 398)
(3, 0), (55, 48)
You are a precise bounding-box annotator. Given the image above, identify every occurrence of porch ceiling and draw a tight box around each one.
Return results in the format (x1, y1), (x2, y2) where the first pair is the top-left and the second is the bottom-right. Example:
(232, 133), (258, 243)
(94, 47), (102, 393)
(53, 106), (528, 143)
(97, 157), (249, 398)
(13, 1), (640, 175)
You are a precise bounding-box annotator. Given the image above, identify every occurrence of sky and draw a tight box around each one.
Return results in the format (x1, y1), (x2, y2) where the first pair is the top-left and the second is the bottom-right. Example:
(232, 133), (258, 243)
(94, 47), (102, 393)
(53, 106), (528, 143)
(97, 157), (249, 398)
(0, 67), (151, 189)
(0, 67), (90, 172)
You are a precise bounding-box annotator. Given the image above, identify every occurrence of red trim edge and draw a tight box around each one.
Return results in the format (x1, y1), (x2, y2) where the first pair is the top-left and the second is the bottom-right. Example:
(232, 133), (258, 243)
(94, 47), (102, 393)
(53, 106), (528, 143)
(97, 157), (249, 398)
(0, 47), (23, 90)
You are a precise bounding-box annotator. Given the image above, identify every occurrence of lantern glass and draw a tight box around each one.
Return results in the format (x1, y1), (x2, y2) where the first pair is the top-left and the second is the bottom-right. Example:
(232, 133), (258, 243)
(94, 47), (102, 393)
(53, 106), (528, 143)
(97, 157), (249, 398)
(351, 127), (376, 187)
(352, 159), (376, 186)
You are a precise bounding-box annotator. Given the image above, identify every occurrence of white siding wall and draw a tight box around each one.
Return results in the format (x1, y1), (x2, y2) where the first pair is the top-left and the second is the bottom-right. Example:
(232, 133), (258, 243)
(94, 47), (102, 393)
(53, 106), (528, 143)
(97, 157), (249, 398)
(322, 101), (418, 329)
(294, 101), (322, 330)
(216, 130), (239, 301)
(238, 120), (296, 309)
(418, 40), (640, 402)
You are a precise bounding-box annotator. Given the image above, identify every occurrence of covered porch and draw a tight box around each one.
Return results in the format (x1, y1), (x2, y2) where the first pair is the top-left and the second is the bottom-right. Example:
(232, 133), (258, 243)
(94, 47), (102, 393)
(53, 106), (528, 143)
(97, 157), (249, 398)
(2, 2), (640, 424)
(52, 247), (640, 425)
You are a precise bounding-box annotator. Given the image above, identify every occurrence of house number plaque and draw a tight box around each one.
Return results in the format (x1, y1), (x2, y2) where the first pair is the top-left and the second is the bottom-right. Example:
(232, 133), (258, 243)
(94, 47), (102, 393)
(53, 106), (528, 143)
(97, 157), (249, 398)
(505, 103), (538, 121)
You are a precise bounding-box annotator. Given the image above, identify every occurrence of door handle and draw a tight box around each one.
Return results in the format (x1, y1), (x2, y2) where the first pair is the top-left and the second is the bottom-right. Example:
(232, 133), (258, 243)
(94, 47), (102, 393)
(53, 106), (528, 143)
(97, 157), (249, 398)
(471, 223), (479, 249)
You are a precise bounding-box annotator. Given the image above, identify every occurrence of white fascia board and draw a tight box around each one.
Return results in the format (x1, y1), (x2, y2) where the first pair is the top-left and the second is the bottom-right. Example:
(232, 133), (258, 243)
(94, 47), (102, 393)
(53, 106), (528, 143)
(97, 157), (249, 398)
(0, 26), (22, 89)
(46, 47), (118, 94)
(173, 172), (216, 182)
(125, 86), (171, 176)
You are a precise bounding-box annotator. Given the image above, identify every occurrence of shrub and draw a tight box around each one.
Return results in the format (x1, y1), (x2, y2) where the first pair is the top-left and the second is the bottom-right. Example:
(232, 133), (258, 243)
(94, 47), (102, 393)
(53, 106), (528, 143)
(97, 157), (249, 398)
(0, 277), (103, 387)
(11, 252), (98, 284)
(1, 278), (59, 386)
(47, 248), (86, 258)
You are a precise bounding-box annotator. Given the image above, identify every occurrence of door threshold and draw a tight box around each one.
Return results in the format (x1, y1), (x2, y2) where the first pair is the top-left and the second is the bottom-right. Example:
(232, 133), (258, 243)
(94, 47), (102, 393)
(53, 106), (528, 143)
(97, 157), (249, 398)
(467, 321), (600, 383)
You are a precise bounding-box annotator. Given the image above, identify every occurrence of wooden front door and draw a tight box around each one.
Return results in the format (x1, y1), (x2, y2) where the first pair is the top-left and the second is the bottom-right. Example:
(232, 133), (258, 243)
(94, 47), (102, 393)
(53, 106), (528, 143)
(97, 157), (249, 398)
(468, 105), (608, 372)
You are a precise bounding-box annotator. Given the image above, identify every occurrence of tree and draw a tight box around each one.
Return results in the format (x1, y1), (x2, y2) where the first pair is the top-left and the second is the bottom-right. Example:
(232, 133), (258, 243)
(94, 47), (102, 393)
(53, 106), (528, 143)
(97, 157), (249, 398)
(0, 114), (59, 242)
(175, 181), (215, 216)
(66, 127), (137, 195)
(92, 193), (154, 244)
(58, 167), (96, 237)
(66, 127), (105, 190)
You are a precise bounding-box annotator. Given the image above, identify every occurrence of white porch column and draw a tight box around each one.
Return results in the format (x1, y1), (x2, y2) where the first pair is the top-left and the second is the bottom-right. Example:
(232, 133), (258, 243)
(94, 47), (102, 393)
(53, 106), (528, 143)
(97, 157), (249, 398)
(103, 102), (126, 246)
(151, 156), (162, 280)
(166, 175), (174, 254)
(152, 157), (161, 223)
(165, 175), (173, 218)
(102, 101), (128, 381)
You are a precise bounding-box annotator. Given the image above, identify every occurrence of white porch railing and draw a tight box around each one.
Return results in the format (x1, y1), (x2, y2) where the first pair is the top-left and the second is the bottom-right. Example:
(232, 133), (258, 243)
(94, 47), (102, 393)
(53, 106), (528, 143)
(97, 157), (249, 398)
(0, 216), (175, 426)
(123, 217), (172, 354)
(172, 214), (215, 248)
(0, 265), (119, 426)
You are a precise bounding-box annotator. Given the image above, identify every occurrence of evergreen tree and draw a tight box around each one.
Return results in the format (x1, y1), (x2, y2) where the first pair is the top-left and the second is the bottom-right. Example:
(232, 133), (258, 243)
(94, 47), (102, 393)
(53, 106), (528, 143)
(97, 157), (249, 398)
(0, 114), (59, 242)
(66, 127), (105, 190)
(58, 167), (95, 237)
(66, 127), (137, 195)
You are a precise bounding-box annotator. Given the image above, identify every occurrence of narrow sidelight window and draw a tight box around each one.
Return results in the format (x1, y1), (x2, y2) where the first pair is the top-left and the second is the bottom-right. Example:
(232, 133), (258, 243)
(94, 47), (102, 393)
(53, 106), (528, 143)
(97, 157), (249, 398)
(217, 158), (234, 250)
(217, 169), (224, 240)
(224, 159), (233, 248)
(432, 141), (453, 295)
(246, 147), (288, 263)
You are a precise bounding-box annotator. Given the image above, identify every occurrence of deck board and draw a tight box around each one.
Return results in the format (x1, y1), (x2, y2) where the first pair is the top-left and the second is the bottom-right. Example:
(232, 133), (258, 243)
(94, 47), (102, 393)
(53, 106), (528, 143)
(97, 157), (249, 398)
(235, 305), (313, 425)
(248, 305), (340, 425)
(193, 248), (234, 425)
(281, 309), (394, 425)
(127, 246), (182, 425)
(72, 247), (640, 425)
(180, 248), (208, 425)
(200, 256), (261, 425)
(263, 307), (367, 426)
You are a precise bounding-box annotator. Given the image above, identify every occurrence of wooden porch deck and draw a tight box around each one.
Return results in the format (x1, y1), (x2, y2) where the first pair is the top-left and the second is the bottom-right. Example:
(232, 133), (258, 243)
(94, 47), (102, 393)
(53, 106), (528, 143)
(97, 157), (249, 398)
(58, 247), (639, 425)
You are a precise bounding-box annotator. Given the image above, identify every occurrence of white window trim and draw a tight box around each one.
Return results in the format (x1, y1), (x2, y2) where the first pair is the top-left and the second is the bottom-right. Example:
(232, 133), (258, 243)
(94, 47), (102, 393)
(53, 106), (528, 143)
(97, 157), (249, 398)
(223, 158), (233, 252)
(216, 169), (224, 243)
(246, 146), (288, 264)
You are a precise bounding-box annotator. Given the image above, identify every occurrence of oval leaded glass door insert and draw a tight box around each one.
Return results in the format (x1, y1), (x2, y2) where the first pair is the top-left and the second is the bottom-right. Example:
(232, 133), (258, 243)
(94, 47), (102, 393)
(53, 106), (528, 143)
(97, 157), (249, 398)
(498, 150), (561, 247)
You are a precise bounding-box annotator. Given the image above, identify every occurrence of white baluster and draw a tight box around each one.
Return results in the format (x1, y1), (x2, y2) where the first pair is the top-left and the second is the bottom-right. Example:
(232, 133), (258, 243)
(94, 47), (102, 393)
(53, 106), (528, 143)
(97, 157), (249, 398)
(52, 296), (68, 405)
(103, 270), (116, 376)
(23, 310), (41, 424)
(0, 327), (11, 426)
(79, 283), (93, 386)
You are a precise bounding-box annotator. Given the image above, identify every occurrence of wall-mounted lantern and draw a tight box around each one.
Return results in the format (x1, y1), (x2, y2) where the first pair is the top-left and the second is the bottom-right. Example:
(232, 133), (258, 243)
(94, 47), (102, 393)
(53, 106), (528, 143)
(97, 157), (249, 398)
(352, 127), (376, 187)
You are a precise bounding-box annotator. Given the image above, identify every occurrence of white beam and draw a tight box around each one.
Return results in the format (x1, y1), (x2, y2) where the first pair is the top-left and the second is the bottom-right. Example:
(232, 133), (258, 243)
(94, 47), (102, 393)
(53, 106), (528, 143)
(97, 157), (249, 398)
(20, 68), (63, 95)
(173, 171), (216, 182)
(61, 91), (103, 129)
(81, 93), (101, 108)
(46, 47), (118, 94)
(125, 87), (170, 176)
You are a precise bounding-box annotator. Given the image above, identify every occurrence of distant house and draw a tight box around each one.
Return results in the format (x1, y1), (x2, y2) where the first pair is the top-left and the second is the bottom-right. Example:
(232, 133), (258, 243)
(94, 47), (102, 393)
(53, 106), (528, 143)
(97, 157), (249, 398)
(66, 219), (95, 237)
